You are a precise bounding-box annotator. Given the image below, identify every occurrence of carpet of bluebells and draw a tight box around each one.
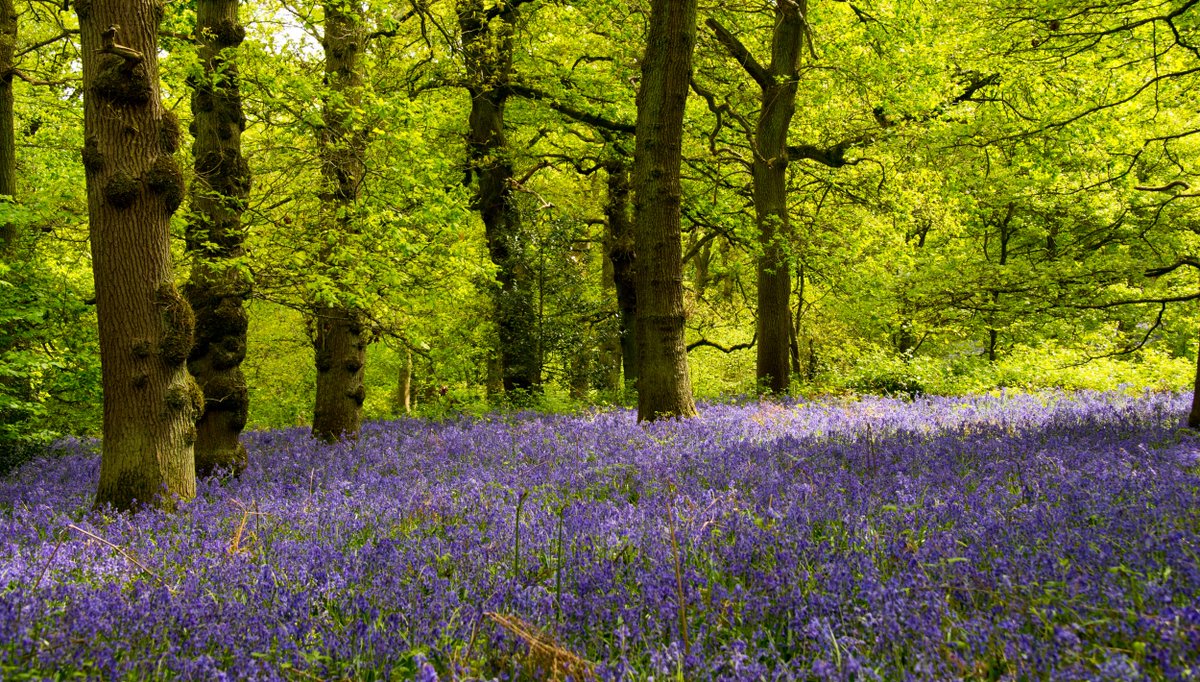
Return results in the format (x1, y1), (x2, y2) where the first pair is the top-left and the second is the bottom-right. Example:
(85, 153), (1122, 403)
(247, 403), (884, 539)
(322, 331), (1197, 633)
(1, 391), (1199, 680)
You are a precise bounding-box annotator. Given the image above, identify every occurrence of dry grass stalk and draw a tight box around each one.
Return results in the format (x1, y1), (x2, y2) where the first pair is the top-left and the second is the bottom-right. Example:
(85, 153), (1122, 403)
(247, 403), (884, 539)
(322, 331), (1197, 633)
(486, 611), (597, 681)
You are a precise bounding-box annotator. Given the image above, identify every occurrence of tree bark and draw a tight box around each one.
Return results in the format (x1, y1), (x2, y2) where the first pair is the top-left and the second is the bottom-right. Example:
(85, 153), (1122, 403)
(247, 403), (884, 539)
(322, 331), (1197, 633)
(184, 0), (250, 476)
(458, 0), (540, 396)
(311, 0), (367, 442)
(78, 0), (198, 510)
(710, 3), (805, 395)
(604, 155), (638, 395)
(633, 0), (699, 421)
(0, 0), (16, 254)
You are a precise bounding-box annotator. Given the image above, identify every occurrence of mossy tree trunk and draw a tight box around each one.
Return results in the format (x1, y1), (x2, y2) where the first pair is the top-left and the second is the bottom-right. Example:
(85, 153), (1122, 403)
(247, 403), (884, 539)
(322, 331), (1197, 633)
(633, 0), (699, 421)
(458, 0), (541, 397)
(604, 155), (638, 396)
(311, 0), (367, 442)
(184, 0), (250, 476)
(708, 2), (805, 395)
(77, 0), (198, 510)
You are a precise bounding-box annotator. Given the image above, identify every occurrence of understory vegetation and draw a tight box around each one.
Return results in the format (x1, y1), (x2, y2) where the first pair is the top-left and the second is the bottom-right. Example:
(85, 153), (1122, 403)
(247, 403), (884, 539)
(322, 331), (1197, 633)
(2, 391), (1197, 680)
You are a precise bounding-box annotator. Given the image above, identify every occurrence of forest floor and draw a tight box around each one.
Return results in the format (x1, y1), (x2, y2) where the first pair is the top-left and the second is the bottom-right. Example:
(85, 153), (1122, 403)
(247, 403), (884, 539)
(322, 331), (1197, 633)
(1, 391), (1198, 680)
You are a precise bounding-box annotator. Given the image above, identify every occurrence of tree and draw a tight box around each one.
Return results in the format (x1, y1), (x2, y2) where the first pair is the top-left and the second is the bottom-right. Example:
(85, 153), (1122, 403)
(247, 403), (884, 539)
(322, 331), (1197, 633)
(633, 0), (699, 420)
(311, 0), (368, 442)
(706, 1), (806, 394)
(184, 0), (251, 474)
(78, 0), (199, 510)
(457, 0), (541, 396)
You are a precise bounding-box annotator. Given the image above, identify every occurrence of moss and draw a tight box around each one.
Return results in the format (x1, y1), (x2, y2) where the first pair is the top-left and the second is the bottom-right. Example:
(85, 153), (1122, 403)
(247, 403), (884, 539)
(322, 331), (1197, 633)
(81, 137), (104, 174)
(315, 347), (333, 373)
(103, 171), (140, 210)
(155, 283), (195, 366)
(211, 19), (246, 48)
(145, 156), (184, 214)
(131, 338), (153, 359)
(165, 384), (189, 411)
(211, 336), (246, 370)
(93, 56), (152, 106)
(193, 86), (214, 113)
(202, 372), (246, 407)
(159, 110), (181, 155)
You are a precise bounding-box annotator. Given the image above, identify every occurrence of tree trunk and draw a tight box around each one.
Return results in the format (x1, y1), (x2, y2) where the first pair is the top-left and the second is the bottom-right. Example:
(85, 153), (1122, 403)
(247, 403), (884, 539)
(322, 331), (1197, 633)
(604, 156), (638, 395)
(78, 0), (198, 510)
(184, 0), (250, 477)
(0, 0), (16, 254)
(312, 308), (365, 440)
(711, 3), (805, 395)
(459, 0), (540, 396)
(633, 0), (699, 421)
(395, 346), (412, 415)
(311, 0), (367, 442)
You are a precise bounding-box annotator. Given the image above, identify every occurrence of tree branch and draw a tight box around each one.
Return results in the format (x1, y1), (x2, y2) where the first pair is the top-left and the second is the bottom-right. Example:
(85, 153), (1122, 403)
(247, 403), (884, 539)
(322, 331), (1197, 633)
(508, 82), (636, 134)
(687, 334), (756, 353)
(705, 17), (773, 90)
(1145, 256), (1200, 278)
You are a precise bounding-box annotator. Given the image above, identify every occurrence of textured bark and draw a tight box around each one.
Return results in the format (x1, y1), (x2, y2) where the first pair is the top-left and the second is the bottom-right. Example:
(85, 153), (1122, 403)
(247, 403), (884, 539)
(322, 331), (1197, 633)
(184, 0), (250, 477)
(0, 0), (15, 254)
(458, 0), (540, 396)
(604, 156), (638, 394)
(311, 0), (367, 442)
(79, 0), (198, 510)
(633, 0), (699, 421)
(711, 3), (805, 394)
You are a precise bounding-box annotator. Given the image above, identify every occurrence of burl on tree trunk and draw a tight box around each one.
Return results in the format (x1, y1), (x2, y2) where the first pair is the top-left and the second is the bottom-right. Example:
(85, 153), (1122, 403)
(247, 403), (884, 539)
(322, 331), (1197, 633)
(310, 0), (368, 441)
(78, 0), (199, 510)
(632, 0), (699, 421)
(459, 0), (541, 396)
(184, 0), (251, 476)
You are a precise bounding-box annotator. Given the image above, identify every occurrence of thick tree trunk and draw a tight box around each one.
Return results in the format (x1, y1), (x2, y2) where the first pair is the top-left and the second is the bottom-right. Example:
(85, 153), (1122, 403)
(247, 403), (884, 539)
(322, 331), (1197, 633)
(312, 308), (365, 440)
(459, 0), (540, 396)
(633, 0), (699, 421)
(184, 0), (250, 477)
(311, 0), (367, 442)
(604, 156), (638, 395)
(0, 0), (15, 254)
(78, 0), (197, 510)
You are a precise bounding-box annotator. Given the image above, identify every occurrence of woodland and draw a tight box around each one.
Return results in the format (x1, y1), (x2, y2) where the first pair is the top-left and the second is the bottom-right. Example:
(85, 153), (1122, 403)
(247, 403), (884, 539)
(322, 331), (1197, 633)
(0, 0), (1199, 678)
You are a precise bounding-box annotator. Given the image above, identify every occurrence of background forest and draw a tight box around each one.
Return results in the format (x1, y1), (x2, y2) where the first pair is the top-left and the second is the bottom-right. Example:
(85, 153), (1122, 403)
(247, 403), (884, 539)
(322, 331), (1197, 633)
(3, 0), (1200, 461)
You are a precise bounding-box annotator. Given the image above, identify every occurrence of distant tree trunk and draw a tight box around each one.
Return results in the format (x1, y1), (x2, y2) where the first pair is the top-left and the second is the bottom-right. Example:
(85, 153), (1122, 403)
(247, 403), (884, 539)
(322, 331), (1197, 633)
(604, 155), (638, 395)
(184, 0), (250, 477)
(709, 3), (805, 395)
(1190, 329), (1200, 429)
(78, 1), (198, 510)
(312, 0), (367, 442)
(395, 346), (412, 415)
(986, 203), (1014, 363)
(458, 0), (540, 396)
(633, 0), (699, 421)
(0, 0), (15, 254)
